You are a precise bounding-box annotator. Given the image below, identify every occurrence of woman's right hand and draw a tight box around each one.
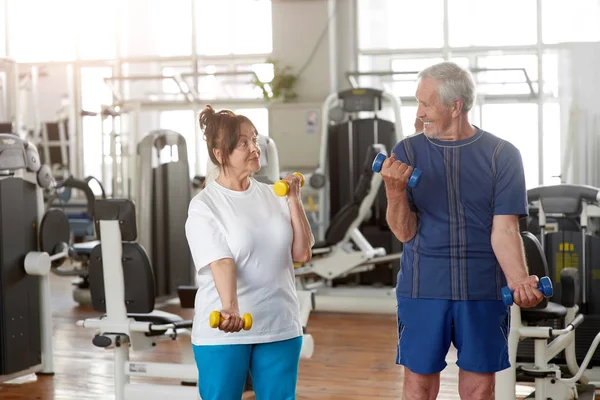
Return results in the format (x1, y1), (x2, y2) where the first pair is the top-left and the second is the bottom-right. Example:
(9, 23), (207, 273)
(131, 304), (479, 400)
(217, 308), (246, 333)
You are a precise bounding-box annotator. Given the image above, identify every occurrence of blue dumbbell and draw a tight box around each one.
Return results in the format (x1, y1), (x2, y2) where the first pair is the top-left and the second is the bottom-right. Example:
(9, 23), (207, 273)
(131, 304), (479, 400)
(501, 276), (553, 306)
(371, 152), (422, 189)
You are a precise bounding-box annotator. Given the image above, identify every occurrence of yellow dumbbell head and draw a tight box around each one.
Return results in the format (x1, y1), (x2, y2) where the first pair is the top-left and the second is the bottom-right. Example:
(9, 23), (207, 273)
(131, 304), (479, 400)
(209, 310), (221, 328)
(273, 180), (290, 196)
(243, 313), (253, 330)
(293, 172), (305, 187)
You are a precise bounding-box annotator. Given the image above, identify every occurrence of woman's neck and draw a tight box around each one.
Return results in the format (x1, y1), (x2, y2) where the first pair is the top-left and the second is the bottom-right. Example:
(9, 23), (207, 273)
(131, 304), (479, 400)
(216, 172), (251, 191)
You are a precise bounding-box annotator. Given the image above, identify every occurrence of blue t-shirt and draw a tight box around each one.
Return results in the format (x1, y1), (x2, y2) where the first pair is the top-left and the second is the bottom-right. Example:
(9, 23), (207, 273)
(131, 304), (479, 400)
(393, 127), (528, 301)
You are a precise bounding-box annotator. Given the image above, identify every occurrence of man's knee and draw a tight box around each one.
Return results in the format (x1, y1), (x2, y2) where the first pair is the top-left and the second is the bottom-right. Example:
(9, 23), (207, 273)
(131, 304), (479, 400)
(458, 370), (495, 400)
(403, 367), (440, 400)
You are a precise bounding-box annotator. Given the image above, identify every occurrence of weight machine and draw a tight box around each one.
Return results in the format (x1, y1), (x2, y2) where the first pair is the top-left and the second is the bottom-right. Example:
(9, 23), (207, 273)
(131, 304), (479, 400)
(0, 134), (70, 384)
(293, 88), (405, 314)
(45, 174), (107, 306)
(137, 129), (194, 299)
(295, 143), (402, 314)
(495, 184), (600, 399)
(77, 198), (199, 400)
(496, 229), (600, 400)
(309, 88), (404, 243)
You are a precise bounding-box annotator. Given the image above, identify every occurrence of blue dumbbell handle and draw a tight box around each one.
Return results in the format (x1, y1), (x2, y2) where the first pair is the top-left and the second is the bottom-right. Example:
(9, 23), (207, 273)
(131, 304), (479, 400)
(501, 276), (553, 306)
(372, 152), (422, 189)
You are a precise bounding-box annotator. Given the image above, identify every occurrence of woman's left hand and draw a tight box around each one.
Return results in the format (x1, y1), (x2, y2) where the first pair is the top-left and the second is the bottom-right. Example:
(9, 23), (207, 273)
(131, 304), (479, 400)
(283, 173), (303, 199)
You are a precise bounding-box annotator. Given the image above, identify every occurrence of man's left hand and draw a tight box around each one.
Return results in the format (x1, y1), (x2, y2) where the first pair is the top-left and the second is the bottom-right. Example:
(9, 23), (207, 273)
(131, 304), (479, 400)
(511, 275), (544, 308)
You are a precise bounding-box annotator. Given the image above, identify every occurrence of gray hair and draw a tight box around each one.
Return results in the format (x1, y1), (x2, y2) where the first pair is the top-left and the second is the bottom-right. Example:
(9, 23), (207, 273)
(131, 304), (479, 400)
(418, 61), (476, 113)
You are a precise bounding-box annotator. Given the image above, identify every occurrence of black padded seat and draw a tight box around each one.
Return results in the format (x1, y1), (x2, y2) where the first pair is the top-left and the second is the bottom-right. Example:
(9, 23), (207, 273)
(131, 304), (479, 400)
(312, 240), (330, 249)
(521, 301), (567, 323)
(324, 204), (360, 246)
(89, 242), (156, 315)
(314, 145), (379, 250)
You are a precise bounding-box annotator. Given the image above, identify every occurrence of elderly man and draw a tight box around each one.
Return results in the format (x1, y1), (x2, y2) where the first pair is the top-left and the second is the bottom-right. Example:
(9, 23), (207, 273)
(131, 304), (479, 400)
(380, 61), (544, 400)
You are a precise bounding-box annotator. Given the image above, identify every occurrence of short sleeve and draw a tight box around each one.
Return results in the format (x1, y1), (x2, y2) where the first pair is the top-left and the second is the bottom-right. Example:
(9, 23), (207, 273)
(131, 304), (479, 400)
(493, 143), (528, 218)
(391, 140), (409, 164)
(185, 201), (234, 273)
(391, 140), (417, 213)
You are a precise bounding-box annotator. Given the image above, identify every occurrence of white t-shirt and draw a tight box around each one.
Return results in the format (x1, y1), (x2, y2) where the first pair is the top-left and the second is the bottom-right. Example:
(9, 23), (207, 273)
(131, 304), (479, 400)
(185, 177), (305, 346)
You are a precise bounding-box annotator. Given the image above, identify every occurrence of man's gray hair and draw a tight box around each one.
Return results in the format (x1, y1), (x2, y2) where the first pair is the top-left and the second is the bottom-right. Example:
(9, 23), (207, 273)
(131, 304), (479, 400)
(418, 61), (476, 113)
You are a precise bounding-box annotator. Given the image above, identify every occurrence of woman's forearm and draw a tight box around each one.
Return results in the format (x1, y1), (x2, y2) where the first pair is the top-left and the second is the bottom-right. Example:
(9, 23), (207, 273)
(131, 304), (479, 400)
(209, 258), (239, 309)
(289, 196), (313, 263)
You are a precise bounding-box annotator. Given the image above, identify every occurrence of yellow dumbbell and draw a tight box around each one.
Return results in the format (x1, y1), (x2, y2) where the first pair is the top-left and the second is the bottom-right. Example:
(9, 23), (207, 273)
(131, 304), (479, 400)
(273, 172), (305, 196)
(209, 310), (253, 330)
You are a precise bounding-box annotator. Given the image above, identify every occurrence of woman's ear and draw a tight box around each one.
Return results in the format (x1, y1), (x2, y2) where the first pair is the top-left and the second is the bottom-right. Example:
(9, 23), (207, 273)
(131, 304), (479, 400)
(213, 148), (222, 165)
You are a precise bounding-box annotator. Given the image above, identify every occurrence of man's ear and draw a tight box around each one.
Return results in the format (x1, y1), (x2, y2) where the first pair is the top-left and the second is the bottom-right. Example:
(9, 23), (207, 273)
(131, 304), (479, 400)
(451, 99), (463, 118)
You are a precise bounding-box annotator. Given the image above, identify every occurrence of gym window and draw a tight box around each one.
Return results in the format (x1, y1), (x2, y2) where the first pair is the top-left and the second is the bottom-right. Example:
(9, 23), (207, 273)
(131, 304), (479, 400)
(159, 110), (196, 177)
(194, 0), (273, 56)
(447, 0), (538, 47)
(357, 0), (444, 50)
(541, 0), (600, 44)
(81, 67), (114, 193)
(480, 104), (539, 189)
(148, 0), (193, 58)
(7, 0), (77, 62)
(77, 0), (119, 60)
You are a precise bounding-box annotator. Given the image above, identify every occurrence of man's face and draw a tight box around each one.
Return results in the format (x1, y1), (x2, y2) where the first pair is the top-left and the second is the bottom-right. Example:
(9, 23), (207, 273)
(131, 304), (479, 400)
(415, 77), (453, 139)
(414, 117), (423, 133)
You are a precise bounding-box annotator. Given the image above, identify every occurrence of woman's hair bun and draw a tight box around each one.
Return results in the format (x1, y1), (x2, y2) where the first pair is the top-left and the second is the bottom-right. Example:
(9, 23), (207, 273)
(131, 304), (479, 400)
(198, 104), (216, 132)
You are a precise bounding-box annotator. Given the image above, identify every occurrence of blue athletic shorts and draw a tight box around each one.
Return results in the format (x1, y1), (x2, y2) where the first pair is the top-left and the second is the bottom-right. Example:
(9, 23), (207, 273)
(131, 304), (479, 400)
(396, 297), (510, 374)
(193, 335), (302, 400)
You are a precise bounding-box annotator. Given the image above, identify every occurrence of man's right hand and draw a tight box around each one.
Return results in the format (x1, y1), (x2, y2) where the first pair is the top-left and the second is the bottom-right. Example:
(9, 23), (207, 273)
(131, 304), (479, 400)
(380, 153), (414, 196)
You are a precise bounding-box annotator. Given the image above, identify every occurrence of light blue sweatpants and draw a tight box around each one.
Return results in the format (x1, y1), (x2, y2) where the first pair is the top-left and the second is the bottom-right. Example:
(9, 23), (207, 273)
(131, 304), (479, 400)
(192, 335), (302, 400)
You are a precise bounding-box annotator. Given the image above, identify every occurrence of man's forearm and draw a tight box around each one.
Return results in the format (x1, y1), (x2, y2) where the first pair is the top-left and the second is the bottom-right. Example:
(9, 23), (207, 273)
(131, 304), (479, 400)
(491, 226), (529, 287)
(386, 191), (418, 243)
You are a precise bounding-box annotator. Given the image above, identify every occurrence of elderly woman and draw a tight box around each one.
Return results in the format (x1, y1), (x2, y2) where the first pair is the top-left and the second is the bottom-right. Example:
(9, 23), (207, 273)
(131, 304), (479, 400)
(185, 105), (314, 400)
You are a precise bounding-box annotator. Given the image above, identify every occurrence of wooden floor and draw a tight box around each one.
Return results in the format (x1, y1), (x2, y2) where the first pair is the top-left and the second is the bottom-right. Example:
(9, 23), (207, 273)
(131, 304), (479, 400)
(0, 275), (540, 399)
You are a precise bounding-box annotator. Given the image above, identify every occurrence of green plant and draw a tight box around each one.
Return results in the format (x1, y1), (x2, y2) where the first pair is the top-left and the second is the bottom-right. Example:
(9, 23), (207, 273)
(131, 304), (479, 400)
(252, 58), (298, 102)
